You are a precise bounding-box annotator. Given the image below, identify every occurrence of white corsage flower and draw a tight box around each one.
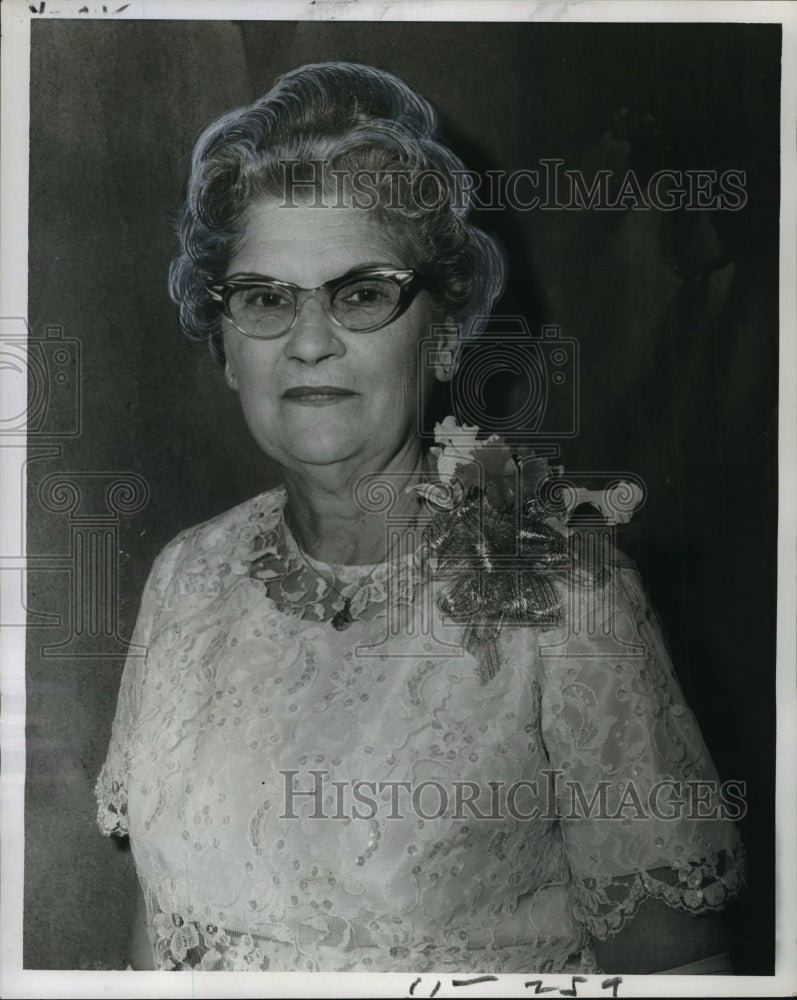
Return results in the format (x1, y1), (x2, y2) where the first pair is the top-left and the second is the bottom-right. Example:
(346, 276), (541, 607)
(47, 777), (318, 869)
(415, 418), (517, 510)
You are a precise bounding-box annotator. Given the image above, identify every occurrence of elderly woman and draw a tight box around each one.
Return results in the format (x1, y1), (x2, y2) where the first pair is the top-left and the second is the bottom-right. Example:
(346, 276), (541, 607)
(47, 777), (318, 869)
(96, 61), (742, 975)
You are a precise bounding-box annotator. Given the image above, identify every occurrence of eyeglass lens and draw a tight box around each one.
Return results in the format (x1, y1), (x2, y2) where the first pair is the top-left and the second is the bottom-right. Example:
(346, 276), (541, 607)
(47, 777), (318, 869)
(227, 275), (404, 338)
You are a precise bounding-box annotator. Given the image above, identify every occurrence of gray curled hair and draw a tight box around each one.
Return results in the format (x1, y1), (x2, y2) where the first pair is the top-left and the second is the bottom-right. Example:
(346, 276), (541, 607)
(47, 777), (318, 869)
(169, 61), (507, 363)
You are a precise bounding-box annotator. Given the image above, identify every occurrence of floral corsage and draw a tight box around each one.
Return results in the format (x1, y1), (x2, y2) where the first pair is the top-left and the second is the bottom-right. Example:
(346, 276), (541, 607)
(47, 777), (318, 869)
(412, 417), (642, 684)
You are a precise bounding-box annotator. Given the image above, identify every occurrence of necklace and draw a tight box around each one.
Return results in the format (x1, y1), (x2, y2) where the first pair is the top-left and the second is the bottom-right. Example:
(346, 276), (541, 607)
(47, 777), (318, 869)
(289, 500), (425, 631)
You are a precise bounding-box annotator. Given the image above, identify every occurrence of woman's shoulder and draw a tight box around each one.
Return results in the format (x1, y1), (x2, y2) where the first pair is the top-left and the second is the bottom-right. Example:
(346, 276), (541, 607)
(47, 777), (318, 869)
(528, 545), (660, 656)
(150, 485), (286, 586)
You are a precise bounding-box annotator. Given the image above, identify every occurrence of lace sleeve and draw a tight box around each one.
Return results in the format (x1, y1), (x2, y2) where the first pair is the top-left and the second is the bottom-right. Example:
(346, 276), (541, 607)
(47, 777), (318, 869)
(536, 559), (744, 940)
(94, 537), (185, 838)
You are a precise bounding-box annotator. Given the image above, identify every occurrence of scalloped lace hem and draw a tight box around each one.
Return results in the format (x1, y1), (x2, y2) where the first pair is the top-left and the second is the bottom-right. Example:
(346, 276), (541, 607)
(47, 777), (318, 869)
(576, 845), (745, 941)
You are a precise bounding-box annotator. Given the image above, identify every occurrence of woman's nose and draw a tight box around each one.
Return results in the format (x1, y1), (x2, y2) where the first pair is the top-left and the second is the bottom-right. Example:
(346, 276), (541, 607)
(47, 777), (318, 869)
(283, 295), (345, 364)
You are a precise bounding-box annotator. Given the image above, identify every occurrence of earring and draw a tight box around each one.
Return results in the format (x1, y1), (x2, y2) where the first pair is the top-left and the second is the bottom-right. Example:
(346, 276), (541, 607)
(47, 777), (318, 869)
(226, 369), (237, 387)
(440, 358), (456, 380)
(437, 348), (455, 380)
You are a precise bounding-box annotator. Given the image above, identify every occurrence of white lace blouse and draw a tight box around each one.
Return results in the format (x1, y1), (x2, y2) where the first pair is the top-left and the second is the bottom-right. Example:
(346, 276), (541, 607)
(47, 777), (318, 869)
(96, 487), (743, 972)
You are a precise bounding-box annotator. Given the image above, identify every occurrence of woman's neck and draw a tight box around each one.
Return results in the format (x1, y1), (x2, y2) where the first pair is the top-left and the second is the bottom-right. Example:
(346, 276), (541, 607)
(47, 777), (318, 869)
(281, 443), (429, 565)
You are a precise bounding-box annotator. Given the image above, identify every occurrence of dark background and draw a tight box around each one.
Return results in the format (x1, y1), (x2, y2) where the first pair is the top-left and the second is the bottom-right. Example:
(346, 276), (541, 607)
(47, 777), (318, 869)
(24, 19), (779, 972)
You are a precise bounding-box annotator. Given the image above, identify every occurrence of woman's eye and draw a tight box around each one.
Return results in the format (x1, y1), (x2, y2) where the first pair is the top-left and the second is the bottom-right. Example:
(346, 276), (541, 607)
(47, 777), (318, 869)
(339, 282), (390, 306)
(243, 288), (292, 310)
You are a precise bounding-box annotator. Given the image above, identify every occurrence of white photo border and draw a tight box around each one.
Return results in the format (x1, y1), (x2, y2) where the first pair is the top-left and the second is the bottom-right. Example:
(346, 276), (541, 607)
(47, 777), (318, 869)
(1, 1), (795, 997)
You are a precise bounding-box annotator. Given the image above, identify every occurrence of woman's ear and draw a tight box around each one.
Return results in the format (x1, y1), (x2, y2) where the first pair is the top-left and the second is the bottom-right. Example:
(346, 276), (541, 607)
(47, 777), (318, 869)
(432, 321), (460, 383)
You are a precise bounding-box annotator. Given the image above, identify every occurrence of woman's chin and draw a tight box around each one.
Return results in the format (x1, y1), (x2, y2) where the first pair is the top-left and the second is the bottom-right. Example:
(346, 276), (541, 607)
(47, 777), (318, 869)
(264, 434), (364, 470)
(286, 446), (361, 468)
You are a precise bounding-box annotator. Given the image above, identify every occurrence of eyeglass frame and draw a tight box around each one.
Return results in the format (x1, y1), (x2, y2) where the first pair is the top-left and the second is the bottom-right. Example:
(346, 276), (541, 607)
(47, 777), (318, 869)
(206, 266), (433, 339)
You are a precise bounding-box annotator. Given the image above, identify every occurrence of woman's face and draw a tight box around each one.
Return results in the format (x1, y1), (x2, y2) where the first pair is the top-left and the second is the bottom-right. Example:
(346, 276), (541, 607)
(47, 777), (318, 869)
(222, 197), (449, 478)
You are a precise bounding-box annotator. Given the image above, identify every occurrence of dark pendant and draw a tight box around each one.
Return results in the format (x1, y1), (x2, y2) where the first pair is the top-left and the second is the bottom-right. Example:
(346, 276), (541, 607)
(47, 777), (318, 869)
(331, 598), (354, 631)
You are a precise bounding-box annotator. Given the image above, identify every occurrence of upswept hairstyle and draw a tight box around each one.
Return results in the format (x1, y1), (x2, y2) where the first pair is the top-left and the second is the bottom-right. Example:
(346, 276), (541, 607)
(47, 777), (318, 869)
(168, 61), (507, 362)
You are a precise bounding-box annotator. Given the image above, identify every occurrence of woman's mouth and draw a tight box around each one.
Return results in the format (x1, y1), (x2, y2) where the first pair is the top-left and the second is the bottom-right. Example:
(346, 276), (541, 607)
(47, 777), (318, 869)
(282, 386), (358, 405)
